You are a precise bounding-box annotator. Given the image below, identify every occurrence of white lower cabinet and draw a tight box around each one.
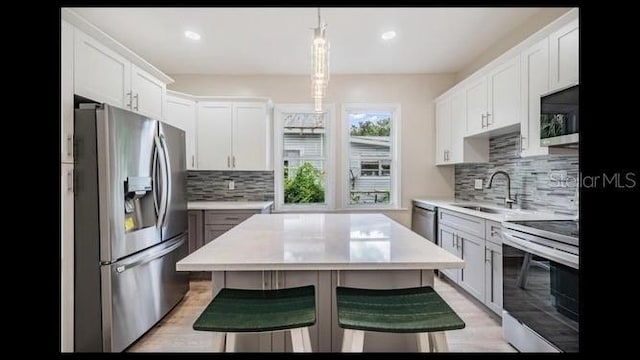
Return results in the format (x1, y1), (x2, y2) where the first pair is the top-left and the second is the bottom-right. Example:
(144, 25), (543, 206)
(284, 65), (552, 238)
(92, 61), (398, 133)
(457, 231), (486, 301)
(438, 209), (503, 316)
(484, 240), (503, 314)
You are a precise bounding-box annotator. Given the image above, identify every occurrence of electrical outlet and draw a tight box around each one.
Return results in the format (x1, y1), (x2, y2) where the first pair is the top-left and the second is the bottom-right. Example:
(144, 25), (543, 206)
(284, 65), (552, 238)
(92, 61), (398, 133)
(474, 179), (483, 190)
(228, 180), (235, 190)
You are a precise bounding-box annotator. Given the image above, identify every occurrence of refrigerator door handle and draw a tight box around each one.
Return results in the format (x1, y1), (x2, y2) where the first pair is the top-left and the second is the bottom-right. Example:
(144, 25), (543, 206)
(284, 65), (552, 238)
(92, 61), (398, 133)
(114, 237), (185, 273)
(159, 133), (172, 229)
(154, 135), (168, 229)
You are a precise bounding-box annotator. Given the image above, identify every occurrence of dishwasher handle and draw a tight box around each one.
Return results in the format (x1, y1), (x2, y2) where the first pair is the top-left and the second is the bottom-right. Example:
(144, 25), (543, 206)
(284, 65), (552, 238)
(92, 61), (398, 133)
(413, 206), (435, 216)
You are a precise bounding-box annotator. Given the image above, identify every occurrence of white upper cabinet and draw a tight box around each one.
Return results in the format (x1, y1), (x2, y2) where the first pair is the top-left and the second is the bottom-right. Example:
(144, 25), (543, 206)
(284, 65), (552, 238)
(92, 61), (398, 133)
(487, 56), (520, 129)
(466, 56), (520, 136)
(197, 102), (234, 170)
(435, 98), (452, 165)
(61, 21), (74, 164)
(233, 102), (269, 171)
(549, 19), (579, 91)
(520, 38), (550, 157)
(465, 78), (488, 135)
(74, 28), (166, 120)
(74, 29), (130, 109)
(197, 101), (270, 171)
(131, 65), (165, 120)
(449, 92), (466, 164)
(166, 95), (198, 169)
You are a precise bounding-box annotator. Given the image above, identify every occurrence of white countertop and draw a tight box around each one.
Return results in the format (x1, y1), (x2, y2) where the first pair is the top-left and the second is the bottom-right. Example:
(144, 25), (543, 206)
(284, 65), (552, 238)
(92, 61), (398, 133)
(412, 198), (574, 222)
(176, 213), (464, 271)
(187, 201), (274, 211)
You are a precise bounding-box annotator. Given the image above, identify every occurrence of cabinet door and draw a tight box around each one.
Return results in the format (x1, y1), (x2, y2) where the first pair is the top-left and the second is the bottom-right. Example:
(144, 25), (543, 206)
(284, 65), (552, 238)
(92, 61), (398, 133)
(61, 21), (74, 164)
(233, 102), (269, 170)
(450, 91), (466, 163)
(61, 163), (74, 351)
(435, 98), (452, 165)
(131, 65), (165, 120)
(487, 56), (520, 128)
(549, 19), (579, 91)
(484, 241), (503, 315)
(74, 30), (131, 108)
(465, 78), (488, 135)
(187, 211), (203, 253)
(438, 224), (458, 282)
(458, 231), (485, 302)
(167, 96), (198, 169)
(204, 225), (234, 244)
(520, 38), (550, 156)
(197, 102), (233, 170)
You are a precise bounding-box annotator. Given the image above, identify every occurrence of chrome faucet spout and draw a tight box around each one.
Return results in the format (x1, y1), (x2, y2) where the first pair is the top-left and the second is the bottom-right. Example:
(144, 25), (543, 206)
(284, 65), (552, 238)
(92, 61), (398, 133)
(487, 170), (517, 208)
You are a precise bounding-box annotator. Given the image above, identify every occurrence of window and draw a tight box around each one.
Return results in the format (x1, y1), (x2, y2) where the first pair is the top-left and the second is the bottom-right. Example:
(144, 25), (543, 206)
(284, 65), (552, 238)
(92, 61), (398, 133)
(343, 104), (401, 208)
(274, 105), (334, 210)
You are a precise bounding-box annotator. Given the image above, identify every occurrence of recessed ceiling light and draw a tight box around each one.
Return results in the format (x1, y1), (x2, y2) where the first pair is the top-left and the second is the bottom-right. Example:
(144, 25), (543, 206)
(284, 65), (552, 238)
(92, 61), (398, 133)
(381, 31), (396, 41)
(184, 31), (201, 40)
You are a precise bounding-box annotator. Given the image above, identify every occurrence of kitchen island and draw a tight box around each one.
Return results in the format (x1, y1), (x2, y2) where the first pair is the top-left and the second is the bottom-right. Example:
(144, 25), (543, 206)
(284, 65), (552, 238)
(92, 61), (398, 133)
(176, 213), (464, 352)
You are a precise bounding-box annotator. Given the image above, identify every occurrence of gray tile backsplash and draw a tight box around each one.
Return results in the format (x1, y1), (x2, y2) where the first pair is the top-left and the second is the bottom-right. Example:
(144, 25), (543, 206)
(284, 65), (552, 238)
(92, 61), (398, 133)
(455, 132), (578, 216)
(187, 170), (274, 201)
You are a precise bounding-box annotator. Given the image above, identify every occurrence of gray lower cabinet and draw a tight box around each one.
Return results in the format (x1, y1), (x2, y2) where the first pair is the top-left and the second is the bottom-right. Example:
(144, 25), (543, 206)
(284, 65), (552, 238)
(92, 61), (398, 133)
(188, 206), (272, 254)
(438, 209), (503, 316)
(188, 210), (203, 253)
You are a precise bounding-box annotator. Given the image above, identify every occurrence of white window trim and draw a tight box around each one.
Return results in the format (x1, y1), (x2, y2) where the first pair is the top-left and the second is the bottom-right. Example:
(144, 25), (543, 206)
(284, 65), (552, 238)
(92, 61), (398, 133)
(341, 103), (401, 210)
(274, 103), (336, 212)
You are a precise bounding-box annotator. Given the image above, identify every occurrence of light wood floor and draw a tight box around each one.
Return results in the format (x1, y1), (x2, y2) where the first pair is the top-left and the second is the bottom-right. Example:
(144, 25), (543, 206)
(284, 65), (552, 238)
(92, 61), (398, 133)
(128, 275), (516, 352)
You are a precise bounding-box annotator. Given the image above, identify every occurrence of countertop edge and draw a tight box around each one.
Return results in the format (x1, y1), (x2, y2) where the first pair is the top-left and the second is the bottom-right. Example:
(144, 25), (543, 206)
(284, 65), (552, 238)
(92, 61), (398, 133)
(187, 201), (274, 210)
(176, 261), (465, 272)
(411, 198), (574, 222)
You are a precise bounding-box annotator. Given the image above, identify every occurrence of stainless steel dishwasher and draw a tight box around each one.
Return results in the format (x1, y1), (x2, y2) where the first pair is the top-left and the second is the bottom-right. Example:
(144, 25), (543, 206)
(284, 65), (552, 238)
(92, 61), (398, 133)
(411, 201), (437, 244)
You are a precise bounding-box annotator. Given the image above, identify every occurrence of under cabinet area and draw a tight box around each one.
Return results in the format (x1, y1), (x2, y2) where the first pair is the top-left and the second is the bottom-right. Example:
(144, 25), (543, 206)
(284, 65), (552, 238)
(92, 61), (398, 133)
(438, 209), (503, 316)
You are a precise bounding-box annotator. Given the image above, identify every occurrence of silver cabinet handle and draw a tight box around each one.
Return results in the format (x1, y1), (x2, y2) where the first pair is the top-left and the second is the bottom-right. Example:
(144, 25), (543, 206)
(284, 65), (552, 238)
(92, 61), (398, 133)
(66, 169), (73, 193)
(126, 91), (132, 108)
(486, 113), (492, 125)
(232, 156), (236, 168)
(66, 134), (73, 157)
(227, 156), (230, 168)
(133, 93), (139, 111)
(520, 134), (527, 151)
(485, 248), (491, 263)
(191, 155), (195, 168)
(481, 114), (486, 128)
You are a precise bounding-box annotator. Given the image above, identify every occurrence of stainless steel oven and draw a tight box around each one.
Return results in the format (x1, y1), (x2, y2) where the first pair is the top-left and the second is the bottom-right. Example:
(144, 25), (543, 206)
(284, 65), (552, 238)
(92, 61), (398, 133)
(502, 220), (579, 352)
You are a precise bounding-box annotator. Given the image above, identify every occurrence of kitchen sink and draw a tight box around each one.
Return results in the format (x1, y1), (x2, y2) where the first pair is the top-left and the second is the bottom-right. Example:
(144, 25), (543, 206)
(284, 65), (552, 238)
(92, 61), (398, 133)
(450, 204), (506, 214)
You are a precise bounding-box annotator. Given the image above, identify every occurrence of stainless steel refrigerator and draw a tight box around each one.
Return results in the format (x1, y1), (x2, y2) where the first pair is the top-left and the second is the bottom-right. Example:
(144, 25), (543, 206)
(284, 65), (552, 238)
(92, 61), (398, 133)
(74, 103), (189, 352)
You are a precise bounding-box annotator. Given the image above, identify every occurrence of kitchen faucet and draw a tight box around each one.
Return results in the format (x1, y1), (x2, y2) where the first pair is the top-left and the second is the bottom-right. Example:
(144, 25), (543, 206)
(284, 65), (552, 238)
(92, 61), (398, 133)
(487, 170), (517, 209)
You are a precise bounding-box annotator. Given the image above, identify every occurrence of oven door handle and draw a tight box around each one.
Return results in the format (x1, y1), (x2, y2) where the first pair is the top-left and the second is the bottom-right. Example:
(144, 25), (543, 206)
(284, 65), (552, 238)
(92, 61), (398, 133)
(503, 232), (579, 270)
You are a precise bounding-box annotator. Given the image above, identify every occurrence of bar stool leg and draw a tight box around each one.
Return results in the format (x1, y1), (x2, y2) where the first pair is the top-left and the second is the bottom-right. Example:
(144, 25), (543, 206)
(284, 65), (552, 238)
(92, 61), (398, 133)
(341, 329), (365, 352)
(212, 332), (226, 352)
(225, 333), (237, 352)
(290, 328), (305, 352)
(429, 331), (449, 352)
(301, 327), (312, 352)
(416, 332), (431, 352)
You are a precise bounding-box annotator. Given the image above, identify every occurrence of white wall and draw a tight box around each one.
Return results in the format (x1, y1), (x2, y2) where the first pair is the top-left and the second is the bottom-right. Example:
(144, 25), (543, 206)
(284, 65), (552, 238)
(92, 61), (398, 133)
(169, 74), (456, 226)
(456, 7), (572, 82)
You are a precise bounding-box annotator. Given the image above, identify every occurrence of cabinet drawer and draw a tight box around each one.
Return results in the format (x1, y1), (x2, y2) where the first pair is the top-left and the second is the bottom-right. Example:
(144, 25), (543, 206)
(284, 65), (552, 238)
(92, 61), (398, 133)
(204, 210), (257, 225)
(485, 220), (503, 245)
(438, 209), (485, 238)
(204, 224), (234, 244)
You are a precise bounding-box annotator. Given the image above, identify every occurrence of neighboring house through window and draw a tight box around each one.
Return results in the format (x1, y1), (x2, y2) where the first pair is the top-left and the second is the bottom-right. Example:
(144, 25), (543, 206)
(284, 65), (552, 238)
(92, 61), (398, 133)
(274, 104), (335, 210)
(343, 104), (401, 208)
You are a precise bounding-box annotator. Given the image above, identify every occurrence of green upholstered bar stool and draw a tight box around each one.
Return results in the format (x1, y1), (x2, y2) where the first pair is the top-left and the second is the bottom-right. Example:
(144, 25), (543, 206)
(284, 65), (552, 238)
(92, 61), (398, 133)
(193, 285), (316, 352)
(336, 286), (465, 352)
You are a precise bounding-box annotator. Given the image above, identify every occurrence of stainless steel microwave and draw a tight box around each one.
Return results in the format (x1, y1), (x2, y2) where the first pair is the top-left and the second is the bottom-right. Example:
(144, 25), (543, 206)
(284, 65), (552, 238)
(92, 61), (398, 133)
(540, 84), (579, 147)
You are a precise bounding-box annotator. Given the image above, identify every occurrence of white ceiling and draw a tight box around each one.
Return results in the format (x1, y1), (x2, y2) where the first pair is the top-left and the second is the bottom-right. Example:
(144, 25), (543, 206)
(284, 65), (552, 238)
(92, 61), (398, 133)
(70, 7), (544, 75)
